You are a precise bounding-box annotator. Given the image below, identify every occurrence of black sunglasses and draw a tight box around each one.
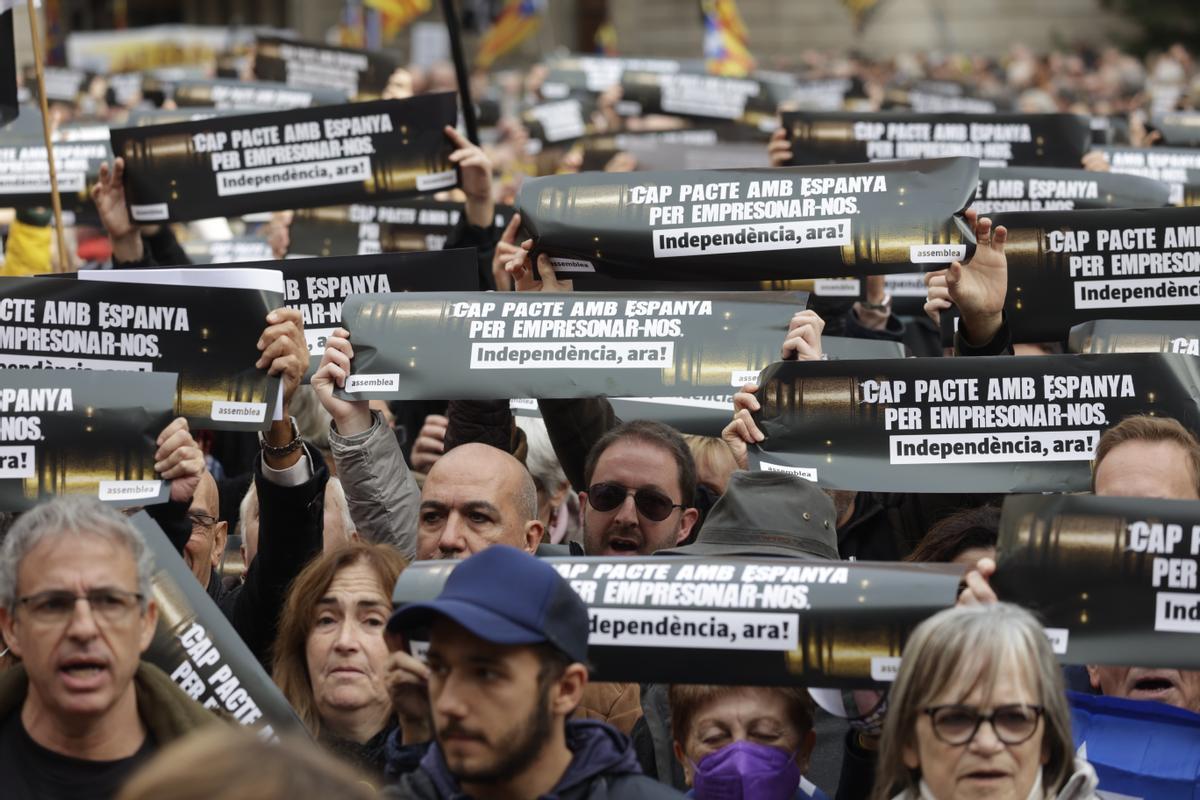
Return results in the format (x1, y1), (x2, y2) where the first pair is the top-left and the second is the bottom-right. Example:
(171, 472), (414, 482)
(587, 482), (684, 522)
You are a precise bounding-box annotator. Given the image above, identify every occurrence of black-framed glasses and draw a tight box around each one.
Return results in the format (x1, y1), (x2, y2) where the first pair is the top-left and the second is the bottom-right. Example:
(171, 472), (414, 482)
(17, 589), (145, 626)
(587, 482), (684, 522)
(188, 512), (218, 531)
(924, 704), (1044, 746)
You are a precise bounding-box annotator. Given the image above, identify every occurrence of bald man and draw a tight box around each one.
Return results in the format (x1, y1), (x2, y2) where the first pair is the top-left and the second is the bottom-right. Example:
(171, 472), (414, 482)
(184, 471), (229, 598)
(416, 442), (541, 559)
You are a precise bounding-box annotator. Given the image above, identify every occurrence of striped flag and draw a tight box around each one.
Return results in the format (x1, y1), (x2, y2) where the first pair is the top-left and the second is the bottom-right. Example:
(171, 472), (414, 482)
(702, 0), (754, 77)
(364, 0), (430, 42)
(476, 0), (543, 70)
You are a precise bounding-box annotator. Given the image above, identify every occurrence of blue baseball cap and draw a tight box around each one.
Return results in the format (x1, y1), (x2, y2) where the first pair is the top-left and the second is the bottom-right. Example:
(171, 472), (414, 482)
(388, 545), (590, 664)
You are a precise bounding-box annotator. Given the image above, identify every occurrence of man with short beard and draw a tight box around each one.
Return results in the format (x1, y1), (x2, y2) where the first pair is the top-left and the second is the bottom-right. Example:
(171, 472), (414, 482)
(385, 546), (682, 799)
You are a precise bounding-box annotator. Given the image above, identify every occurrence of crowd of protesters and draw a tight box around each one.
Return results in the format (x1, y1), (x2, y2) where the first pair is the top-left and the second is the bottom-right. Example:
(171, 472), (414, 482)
(1, 19), (1200, 800)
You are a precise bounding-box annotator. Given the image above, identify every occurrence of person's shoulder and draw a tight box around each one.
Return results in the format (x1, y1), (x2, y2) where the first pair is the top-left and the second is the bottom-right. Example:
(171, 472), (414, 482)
(598, 771), (688, 798)
(383, 767), (442, 800)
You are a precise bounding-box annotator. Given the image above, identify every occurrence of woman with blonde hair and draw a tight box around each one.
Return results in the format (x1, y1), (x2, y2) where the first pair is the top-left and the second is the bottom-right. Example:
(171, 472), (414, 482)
(873, 603), (1099, 800)
(273, 541), (406, 778)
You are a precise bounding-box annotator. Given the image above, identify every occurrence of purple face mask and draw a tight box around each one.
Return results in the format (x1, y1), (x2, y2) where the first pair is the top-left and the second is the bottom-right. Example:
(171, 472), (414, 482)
(692, 740), (801, 800)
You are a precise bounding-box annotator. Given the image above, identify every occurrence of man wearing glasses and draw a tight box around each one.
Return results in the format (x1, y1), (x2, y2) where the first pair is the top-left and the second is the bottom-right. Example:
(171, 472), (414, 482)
(0, 497), (214, 799)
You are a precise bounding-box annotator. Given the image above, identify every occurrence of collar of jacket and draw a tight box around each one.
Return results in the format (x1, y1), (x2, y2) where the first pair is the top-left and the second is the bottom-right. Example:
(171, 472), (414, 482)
(0, 661), (216, 745)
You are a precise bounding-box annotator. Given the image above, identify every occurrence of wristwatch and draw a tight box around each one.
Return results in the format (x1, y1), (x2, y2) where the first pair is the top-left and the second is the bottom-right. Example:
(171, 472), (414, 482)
(258, 416), (303, 457)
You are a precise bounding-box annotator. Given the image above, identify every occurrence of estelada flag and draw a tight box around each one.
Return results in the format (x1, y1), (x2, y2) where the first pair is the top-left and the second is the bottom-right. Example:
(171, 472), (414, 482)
(702, 0), (754, 78)
(364, 0), (430, 42)
(476, 0), (543, 70)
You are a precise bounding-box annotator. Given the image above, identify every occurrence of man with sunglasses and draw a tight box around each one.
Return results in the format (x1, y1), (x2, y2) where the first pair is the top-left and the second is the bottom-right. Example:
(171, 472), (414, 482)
(0, 497), (215, 800)
(582, 420), (700, 557)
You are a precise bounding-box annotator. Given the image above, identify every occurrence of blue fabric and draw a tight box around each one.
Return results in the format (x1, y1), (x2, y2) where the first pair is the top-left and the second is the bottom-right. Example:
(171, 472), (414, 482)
(1069, 690), (1200, 799)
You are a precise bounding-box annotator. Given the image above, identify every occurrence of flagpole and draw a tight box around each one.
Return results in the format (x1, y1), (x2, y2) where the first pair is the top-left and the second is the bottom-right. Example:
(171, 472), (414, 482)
(25, 4), (69, 273)
(440, 0), (479, 145)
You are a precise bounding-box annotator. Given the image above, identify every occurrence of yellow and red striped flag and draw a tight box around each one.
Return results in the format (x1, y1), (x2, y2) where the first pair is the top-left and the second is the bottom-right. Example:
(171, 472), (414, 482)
(476, 0), (543, 70)
(702, 0), (754, 77)
(364, 0), (431, 42)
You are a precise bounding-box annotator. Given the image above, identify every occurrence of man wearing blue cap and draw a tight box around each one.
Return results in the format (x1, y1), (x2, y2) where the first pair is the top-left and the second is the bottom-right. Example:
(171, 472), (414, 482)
(386, 545), (683, 799)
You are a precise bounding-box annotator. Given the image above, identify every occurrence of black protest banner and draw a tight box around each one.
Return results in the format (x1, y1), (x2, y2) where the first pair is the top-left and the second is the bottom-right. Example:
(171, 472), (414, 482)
(0, 11), (15, 127)
(1069, 319), (1200, 356)
(993, 494), (1200, 669)
(881, 85), (1005, 114)
(0, 276), (281, 430)
(782, 112), (1091, 168)
(523, 98), (592, 144)
(393, 557), (961, 687)
(253, 35), (398, 99)
(619, 70), (775, 128)
(1100, 146), (1200, 207)
(181, 237), (277, 264)
(276, 250), (479, 368)
(133, 512), (306, 737)
(289, 201), (515, 257)
(764, 75), (859, 112)
(973, 167), (1171, 214)
(1151, 112), (1200, 148)
(516, 157), (978, 282)
(110, 93), (458, 223)
(940, 208), (1200, 345)
(0, 369), (174, 511)
(511, 335), (905, 437)
(23, 65), (90, 105)
(542, 55), (687, 95)
(748, 354), (1200, 493)
(0, 128), (112, 211)
(170, 78), (348, 110)
(338, 292), (805, 401)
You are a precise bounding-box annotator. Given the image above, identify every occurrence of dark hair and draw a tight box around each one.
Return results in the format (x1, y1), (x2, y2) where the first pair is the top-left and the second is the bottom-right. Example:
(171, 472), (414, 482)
(583, 420), (697, 506)
(1092, 414), (1200, 494)
(906, 506), (1000, 564)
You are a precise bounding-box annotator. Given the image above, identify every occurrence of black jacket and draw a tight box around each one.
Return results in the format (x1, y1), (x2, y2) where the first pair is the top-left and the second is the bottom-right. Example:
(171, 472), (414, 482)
(219, 443), (330, 666)
(388, 719), (684, 799)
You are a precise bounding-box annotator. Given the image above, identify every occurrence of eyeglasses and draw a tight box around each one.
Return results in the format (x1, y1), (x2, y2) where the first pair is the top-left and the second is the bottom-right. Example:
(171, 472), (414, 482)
(17, 589), (145, 626)
(924, 704), (1044, 746)
(587, 482), (684, 522)
(188, 512), (218, 531)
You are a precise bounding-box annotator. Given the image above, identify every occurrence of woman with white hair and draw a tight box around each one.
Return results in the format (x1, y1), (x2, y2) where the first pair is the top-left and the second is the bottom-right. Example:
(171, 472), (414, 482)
(873, 603), (1100, 800)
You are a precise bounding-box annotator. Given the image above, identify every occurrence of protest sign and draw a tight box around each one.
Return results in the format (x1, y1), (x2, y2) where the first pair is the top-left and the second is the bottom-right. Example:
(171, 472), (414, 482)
(24, 65), (90, 104)
(511, 335), (904, 437)
(274, 250), (479, 369)
(1100, 145), (1200, 207)
(393, 556), (961, 687)
(0, 369), (174, 511)
(523, 98), (591, 144)
(542, 55), (685, 95)
(0, 11), (15, 126)
(110, 93), (458, 223)
(288, 201), (514, 257)
(941, 208), (1200, 345)
(181, 237), (277, 264)
(169, 78), (347, 110)
(972, 166), (1171, 214)
(253, 36), (398, 98)
(338, 291), (805, 401)
(993, 493), (1200, 669)
(749, 354), (1200, 493)
(619, 70), (774, 128)
(0, 275), (281, 430)
(1151, 111), (1200, 148)
(134, 512), (306, 738)
(515, 157), (979, 281)
(0, 126), (112, 210)
(1069, 319), (1200, 356)
(782, 111), (1091, 168)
